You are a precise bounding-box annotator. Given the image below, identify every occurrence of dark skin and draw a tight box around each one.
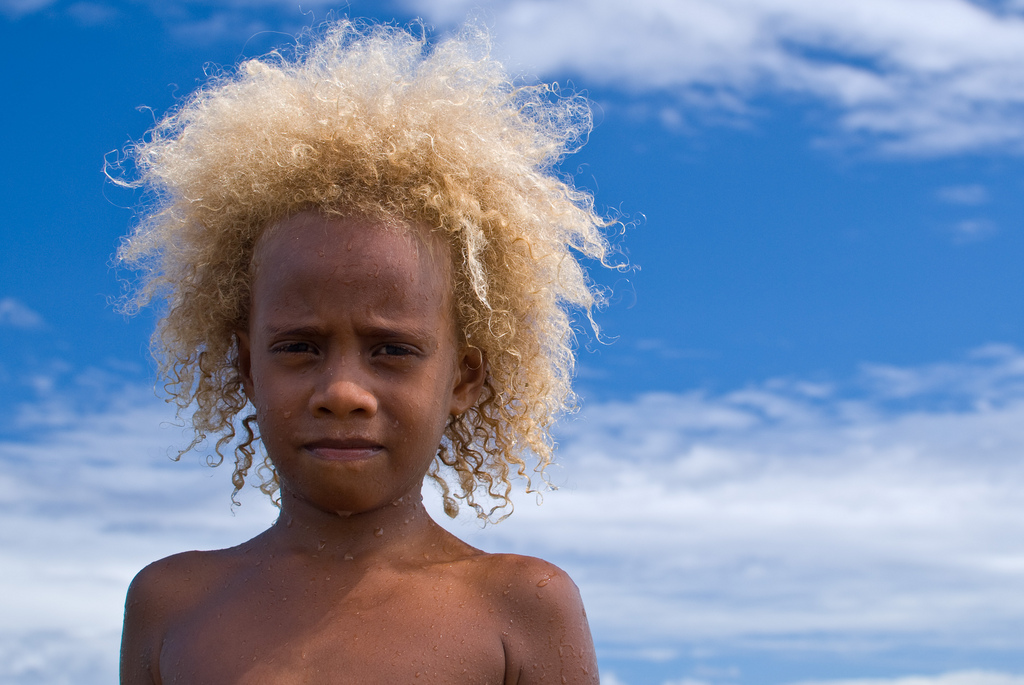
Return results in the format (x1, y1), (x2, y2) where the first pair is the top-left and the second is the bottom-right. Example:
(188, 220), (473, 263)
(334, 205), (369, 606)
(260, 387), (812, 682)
(120, 211), (599, 684)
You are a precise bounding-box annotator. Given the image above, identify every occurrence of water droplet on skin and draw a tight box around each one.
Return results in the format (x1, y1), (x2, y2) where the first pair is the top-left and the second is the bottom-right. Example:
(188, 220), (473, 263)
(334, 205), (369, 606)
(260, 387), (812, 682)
(335, 510), (353, 518)
(536, 576), (551, 587)
(317, 540), (326, 551)
(374, 527), (384, 537)
(285, 516), (294, 528)
(344, 552), (355, 561)
(282, 410), (292, 419)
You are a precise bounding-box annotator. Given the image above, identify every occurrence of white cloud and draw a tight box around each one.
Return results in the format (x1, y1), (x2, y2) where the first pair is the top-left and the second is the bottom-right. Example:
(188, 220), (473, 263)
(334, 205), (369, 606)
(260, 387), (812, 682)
(165, 11), (270, 44)
(789, 671), (1024, 685)
(6, 348), (1024, 682)
(13, 0), (1023, 155)
(950, 218), (998, 242)
(937, 184), (990, 205)
(0, 630), (119, 685)
(404, 0), (1024, 155)
(446, 347), (1024, 652)
(0, 390), (278, 684)
(66, 2), (118, 26)
(653, 669), (1024, 685)
(12, 0), (1024, 155)
(0, 0), (55, 18)
(600, 672), (633, 685)
(0, 297), (43, 329)
(860, 343), (1024, 399)
(931, 184), (996, 242)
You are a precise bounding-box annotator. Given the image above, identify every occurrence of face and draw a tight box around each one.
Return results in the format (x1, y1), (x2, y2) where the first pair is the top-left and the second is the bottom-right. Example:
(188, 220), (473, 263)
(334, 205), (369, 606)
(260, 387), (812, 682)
(237, 211), (485, 516)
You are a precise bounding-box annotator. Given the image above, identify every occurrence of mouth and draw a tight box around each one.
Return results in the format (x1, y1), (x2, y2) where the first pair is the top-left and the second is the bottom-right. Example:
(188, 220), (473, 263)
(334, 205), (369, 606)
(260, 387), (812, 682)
(304, 438), (384, 462)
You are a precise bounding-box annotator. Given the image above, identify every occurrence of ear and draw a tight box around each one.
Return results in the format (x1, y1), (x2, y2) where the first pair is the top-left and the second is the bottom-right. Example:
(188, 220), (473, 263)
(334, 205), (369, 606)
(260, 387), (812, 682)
(449, 346), (487, 416)
(236, 329), (255, 402)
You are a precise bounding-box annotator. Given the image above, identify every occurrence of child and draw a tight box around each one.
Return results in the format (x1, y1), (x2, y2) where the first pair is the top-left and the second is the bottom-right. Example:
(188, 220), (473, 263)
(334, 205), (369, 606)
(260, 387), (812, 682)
(117, 20), (611, 685)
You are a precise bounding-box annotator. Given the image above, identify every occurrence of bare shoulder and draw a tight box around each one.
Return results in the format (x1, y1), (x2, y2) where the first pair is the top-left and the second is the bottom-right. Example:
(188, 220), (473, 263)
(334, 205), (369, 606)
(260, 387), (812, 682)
(463, 553), (599, 685)
(472, 553), (585, 608)
(130, 548), (218, 588)
(125, 547), (241, 617)
(120, 548), (241, 685)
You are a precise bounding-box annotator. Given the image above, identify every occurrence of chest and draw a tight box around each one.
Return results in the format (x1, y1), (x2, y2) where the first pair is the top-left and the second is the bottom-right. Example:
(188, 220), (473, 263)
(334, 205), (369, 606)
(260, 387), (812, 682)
(157, 573), (511, 685)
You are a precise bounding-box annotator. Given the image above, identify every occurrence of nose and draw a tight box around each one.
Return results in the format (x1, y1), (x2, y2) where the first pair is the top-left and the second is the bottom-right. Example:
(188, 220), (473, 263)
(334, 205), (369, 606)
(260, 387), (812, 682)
(309, 362), (378, 418)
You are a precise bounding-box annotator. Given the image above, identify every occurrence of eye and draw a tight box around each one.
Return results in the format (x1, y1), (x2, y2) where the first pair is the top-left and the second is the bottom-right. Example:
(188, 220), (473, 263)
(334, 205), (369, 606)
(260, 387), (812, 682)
(272, 341), (318, 355)
(375, 343), (416, 358)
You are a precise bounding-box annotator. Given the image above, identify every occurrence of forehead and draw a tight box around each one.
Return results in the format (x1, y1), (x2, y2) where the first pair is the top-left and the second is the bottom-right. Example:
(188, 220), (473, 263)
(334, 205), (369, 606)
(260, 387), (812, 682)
(250, 211), (453, 315)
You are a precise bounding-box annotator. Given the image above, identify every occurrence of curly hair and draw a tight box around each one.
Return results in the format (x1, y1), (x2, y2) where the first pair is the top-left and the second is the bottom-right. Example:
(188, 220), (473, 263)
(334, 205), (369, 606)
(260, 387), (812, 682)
(115, 20), (613, 521)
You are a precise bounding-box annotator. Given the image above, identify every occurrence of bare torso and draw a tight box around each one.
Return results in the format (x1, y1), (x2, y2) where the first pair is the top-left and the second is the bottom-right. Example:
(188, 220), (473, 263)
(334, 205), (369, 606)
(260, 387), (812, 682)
(120, 501), (598, 685)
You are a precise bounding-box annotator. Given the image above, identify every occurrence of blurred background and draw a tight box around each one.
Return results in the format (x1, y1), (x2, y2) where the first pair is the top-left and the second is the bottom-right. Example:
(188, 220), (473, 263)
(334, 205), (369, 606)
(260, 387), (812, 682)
(3, 1), (1024, 684)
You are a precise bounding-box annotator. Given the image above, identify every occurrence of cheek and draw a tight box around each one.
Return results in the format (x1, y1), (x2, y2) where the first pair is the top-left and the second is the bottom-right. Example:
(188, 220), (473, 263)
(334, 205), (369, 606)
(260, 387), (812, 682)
(392, 390), (450, 443)
(249, 370), (302, 433)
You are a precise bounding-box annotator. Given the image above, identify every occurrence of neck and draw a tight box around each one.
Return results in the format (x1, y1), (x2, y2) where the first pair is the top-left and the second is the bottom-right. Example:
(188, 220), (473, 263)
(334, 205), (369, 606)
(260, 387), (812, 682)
(264, 488), (443, 563)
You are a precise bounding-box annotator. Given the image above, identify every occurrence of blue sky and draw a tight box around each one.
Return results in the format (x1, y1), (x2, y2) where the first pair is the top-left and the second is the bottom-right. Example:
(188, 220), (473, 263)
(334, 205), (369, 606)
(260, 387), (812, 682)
(4, 1), (1024, 684)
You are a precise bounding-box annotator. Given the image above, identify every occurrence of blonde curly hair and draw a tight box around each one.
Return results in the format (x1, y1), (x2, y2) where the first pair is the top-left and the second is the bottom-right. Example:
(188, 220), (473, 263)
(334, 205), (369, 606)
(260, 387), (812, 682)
(115, 20), (613, 521)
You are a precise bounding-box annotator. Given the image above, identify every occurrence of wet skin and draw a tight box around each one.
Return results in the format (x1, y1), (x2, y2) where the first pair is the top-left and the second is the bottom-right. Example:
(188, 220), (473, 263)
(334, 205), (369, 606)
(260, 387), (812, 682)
(119, 211), (599, 684)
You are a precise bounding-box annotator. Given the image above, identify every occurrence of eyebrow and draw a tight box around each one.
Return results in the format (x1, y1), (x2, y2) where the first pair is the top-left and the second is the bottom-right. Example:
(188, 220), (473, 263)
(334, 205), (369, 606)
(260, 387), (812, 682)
(261, 322), (439, 345)
(359, 324), (439, 346)
(262, 324), (324, 339)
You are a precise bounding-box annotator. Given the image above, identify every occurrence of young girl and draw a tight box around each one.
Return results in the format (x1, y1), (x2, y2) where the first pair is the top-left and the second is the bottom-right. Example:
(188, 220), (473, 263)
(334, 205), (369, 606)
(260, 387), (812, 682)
(117, 20), (612, 685)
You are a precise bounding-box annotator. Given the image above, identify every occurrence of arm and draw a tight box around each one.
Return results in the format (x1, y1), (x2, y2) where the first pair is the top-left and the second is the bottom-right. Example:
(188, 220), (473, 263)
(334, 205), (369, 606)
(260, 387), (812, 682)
(499, 557), (600, 685)
(120, 563), (163, 685)
(120, 552), (204, 685)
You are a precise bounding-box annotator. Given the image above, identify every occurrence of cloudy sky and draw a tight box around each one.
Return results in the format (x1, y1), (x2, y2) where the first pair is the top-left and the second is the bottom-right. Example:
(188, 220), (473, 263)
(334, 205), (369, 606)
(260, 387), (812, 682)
(3, 1), (1024, 684)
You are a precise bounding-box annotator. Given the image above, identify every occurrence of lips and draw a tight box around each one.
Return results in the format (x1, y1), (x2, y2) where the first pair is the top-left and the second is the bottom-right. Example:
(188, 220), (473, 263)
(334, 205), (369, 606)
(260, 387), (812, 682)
(304, 438), (383, 462)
